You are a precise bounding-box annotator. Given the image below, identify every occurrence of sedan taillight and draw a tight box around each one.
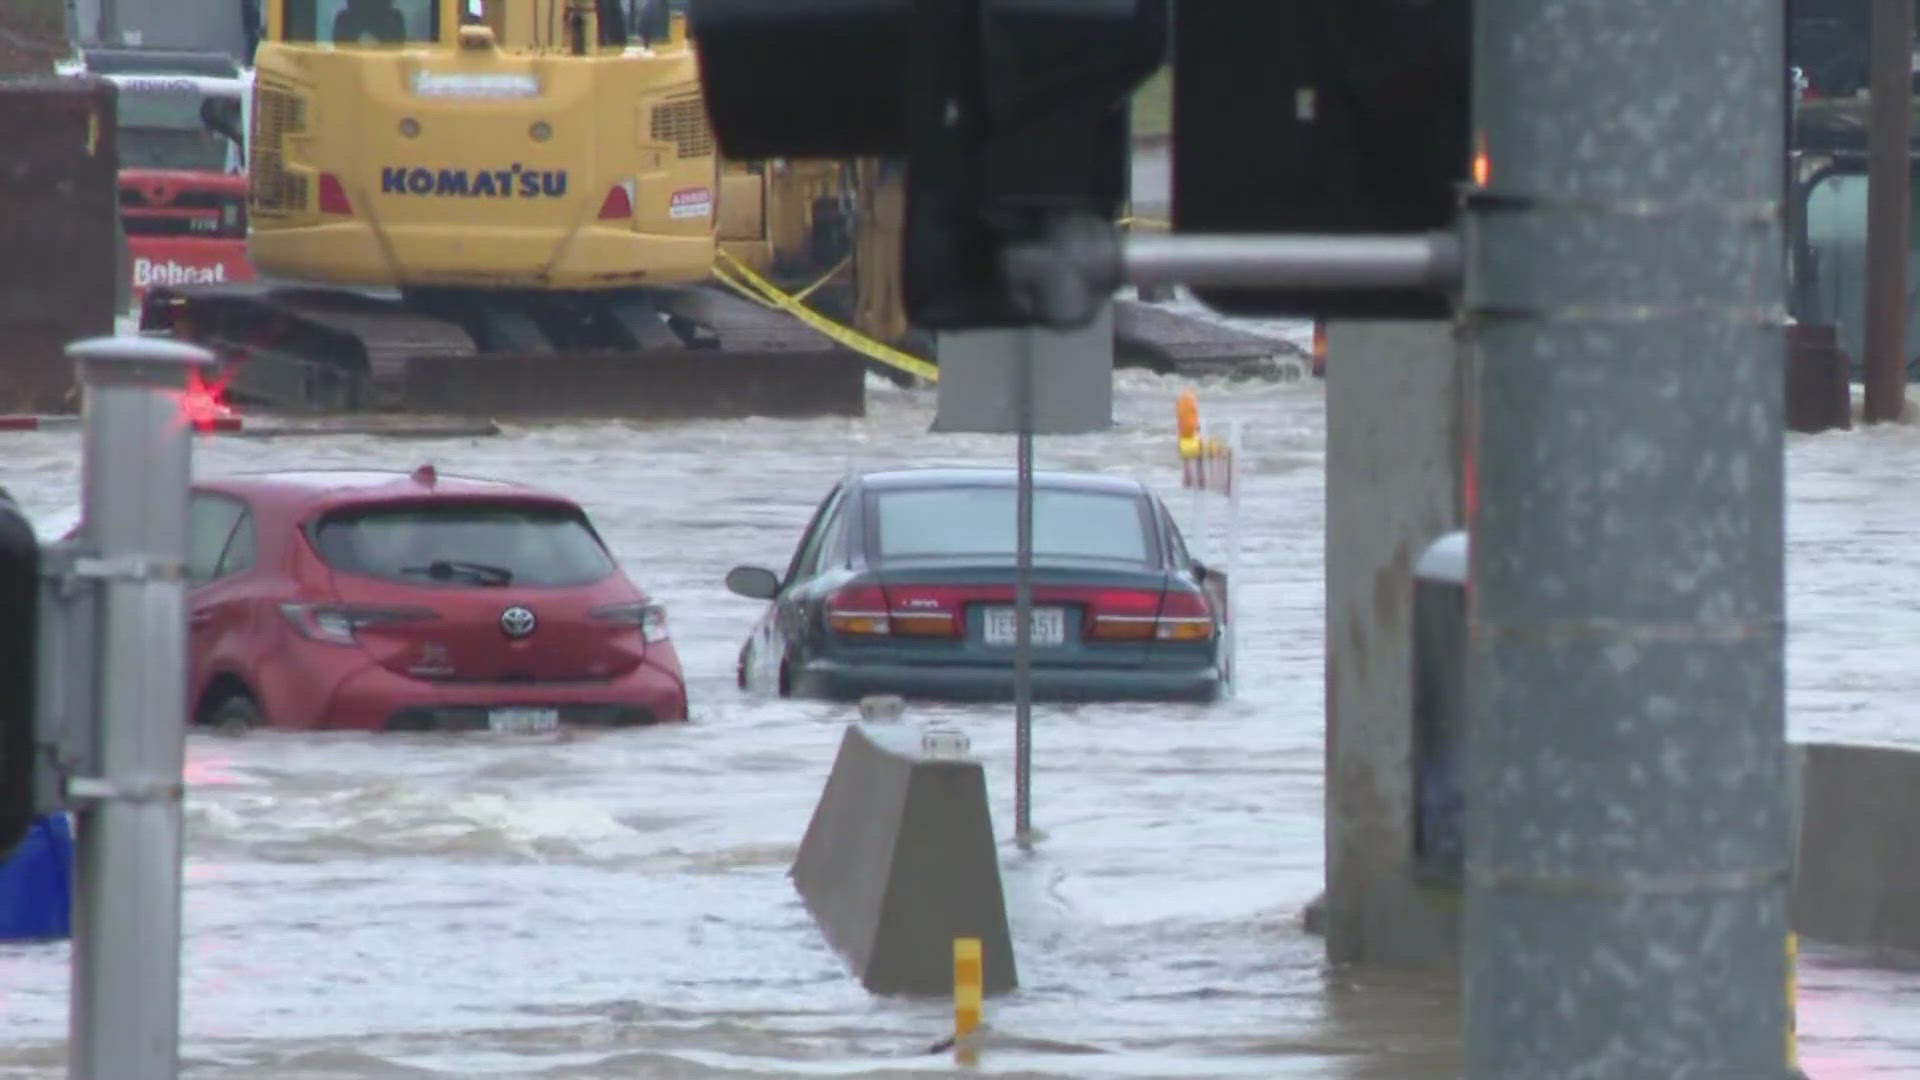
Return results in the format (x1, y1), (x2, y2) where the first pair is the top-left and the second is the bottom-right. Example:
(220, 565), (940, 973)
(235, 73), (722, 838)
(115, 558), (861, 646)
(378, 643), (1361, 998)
(1084, 587), (1214, 642)
(828, 583), (972, 638)
(879, 585), (964, 638)
(1153, 588), (1216, 642)
(1084, 587), (1163, 642)
(279, 603), (435, 646)
(827, 584), (892, 636)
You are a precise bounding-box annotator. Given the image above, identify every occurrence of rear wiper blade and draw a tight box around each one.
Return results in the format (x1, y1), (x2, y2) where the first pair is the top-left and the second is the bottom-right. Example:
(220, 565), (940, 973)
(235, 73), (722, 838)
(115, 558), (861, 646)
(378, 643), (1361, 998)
(401, 559), (514, 586)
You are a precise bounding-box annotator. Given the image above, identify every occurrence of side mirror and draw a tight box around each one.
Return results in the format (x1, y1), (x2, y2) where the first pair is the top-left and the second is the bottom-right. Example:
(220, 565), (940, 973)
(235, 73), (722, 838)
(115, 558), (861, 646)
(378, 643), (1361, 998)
(199, 97), (244, 149)
(725, 565), (781, 600)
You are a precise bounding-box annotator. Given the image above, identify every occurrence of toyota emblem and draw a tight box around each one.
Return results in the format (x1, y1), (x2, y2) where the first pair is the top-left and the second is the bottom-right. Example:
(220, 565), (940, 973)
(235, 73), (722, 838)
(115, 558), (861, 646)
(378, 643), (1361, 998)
(500, 605), (537, 638)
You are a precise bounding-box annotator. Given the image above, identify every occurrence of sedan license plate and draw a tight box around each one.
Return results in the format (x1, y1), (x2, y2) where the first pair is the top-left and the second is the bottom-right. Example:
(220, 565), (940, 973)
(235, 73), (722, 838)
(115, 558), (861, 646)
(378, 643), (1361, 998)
(488, 707), (559, 734)
(984, 606), (1066, 647)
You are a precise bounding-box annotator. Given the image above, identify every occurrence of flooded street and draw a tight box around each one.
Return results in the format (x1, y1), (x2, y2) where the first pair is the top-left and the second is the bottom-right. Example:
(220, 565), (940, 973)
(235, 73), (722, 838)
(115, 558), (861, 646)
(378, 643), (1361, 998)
(1, 344), (1917, 1077)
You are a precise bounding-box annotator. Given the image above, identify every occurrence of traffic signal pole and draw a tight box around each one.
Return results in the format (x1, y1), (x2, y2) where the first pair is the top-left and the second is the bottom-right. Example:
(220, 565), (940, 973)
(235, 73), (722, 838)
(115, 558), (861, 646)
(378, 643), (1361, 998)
(1458, 0), (1792, 1075)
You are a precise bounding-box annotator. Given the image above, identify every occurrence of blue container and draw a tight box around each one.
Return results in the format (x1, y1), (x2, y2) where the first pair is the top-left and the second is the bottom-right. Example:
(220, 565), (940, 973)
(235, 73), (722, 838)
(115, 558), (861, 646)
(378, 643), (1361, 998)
(0, 814), (74, 941)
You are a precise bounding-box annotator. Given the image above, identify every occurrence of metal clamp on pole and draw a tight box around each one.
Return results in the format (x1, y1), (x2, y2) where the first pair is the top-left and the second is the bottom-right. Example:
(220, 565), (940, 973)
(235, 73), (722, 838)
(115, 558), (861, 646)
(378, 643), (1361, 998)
(67, 554), (188, 584)
(64, 776), (187, 804)
(61, 334), (216, 1080)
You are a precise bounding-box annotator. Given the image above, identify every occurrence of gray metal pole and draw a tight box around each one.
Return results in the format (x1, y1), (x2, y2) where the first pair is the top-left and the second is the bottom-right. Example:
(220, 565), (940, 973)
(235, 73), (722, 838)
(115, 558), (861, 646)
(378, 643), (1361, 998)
(1013, 327), (1035, 849)
(1464, 1), (1793, 1075)
(63, 336), (214, 1080)
(1122, 233), (1463, 290)
(1864, 0), (1913, 423)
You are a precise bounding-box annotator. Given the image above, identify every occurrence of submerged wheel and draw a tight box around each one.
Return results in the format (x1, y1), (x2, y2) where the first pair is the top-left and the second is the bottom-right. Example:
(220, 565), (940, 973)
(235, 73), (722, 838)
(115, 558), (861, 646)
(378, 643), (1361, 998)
(207, 692), (265, 736)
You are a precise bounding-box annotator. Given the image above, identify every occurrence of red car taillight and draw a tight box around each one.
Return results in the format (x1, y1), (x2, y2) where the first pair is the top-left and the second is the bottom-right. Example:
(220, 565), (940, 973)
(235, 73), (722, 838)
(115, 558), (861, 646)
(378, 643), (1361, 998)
(279, 602), (434, 646)
(880, 585), (964, 638)
(829, 583), (969, 638)
(1085, 587), (1214, 643)
(826, 583), (892, 636)
(591, 601), (671, 643)
(1152, 588), (1216, 642)
(831, 583), (1216, 643)
(1084, 587), (1162, 641)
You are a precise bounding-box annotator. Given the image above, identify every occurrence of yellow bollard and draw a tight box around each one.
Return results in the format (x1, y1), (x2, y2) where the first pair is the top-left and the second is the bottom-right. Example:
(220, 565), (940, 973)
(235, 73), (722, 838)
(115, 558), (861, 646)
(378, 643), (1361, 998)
(1786, 931), (1799, 1069)
(1176, 388), (1202, 491)
(954, 936), (983, 1065)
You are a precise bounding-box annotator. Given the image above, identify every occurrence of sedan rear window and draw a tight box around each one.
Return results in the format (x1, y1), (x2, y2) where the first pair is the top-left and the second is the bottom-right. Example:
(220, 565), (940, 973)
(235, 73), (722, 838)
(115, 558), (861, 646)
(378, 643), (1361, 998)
(310, 500), (614, 588)
(872, 486), (1157, 565)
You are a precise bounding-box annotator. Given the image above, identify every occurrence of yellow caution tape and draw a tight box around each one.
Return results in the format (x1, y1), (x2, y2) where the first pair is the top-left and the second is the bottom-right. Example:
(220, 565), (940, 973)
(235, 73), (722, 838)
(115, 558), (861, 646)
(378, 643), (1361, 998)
(713, 249), (940, 383)
(712, 208), (1165, 382)
(711, 261), (780, 312)
(791, 256), (850, 304)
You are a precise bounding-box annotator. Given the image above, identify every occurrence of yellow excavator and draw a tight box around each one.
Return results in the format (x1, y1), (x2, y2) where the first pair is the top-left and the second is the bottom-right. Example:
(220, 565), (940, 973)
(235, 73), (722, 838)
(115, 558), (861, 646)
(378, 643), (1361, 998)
(142, 0), (875, 415)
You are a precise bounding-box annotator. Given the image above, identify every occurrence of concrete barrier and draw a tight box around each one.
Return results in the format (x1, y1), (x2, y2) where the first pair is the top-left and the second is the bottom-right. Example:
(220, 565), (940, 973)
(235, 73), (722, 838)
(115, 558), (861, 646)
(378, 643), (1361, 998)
(1789, 742), (1920, 952)
(791, 723), (1017, 998)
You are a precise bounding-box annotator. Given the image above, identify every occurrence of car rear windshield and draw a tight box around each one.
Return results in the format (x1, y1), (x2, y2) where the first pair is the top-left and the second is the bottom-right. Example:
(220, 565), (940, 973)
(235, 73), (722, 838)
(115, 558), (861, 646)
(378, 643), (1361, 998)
(872, 486), (1158, 565)
(309, 500), (615, 588)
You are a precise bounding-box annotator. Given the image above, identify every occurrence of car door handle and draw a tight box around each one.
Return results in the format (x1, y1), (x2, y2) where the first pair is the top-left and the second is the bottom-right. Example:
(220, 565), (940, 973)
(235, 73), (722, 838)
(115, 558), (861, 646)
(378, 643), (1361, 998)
(188, 610), (215, 630)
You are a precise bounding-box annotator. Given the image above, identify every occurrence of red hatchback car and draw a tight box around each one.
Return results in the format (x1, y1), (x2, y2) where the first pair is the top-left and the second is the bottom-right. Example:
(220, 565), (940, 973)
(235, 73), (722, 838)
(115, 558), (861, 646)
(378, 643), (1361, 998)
(183, 466), (688, 732)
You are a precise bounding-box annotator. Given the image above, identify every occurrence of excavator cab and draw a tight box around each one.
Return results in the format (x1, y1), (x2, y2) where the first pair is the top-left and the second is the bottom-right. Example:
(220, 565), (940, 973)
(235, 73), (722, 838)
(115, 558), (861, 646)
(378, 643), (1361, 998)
(246, 0), (720, 293)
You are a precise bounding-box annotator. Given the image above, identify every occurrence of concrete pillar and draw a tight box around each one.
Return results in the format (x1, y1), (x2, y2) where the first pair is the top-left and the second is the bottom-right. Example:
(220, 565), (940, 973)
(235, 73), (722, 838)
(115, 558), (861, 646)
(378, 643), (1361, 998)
(1322, 319), (1469, 968)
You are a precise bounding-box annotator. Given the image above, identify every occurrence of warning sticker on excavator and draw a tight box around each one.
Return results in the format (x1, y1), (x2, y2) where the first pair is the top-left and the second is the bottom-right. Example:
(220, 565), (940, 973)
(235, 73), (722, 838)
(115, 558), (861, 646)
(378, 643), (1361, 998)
(669, 187), (712, 219)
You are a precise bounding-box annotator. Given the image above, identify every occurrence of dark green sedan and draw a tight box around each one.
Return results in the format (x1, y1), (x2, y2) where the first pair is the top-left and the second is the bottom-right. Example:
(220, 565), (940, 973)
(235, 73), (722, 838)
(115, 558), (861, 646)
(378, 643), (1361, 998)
(725, 467), (1228, 704)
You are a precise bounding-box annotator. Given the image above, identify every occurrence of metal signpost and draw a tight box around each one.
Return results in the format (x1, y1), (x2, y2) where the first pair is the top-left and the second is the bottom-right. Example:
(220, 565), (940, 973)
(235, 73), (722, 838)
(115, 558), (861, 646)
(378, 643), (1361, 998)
(54, 335), (214, 1080)
(1011, 327), (1036, 849)
(934, 302), (1116, 853)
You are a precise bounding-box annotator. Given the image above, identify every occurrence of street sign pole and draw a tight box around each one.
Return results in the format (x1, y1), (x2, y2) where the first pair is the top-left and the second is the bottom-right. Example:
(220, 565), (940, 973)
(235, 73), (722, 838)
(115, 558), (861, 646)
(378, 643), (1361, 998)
(1013, 327), (1036, 850)
(61, 336), (215, 1080)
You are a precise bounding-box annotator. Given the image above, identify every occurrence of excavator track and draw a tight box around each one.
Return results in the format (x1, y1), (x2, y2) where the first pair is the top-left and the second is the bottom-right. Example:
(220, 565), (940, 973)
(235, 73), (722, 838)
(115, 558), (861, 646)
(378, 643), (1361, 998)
(139, 282), (868, 420)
